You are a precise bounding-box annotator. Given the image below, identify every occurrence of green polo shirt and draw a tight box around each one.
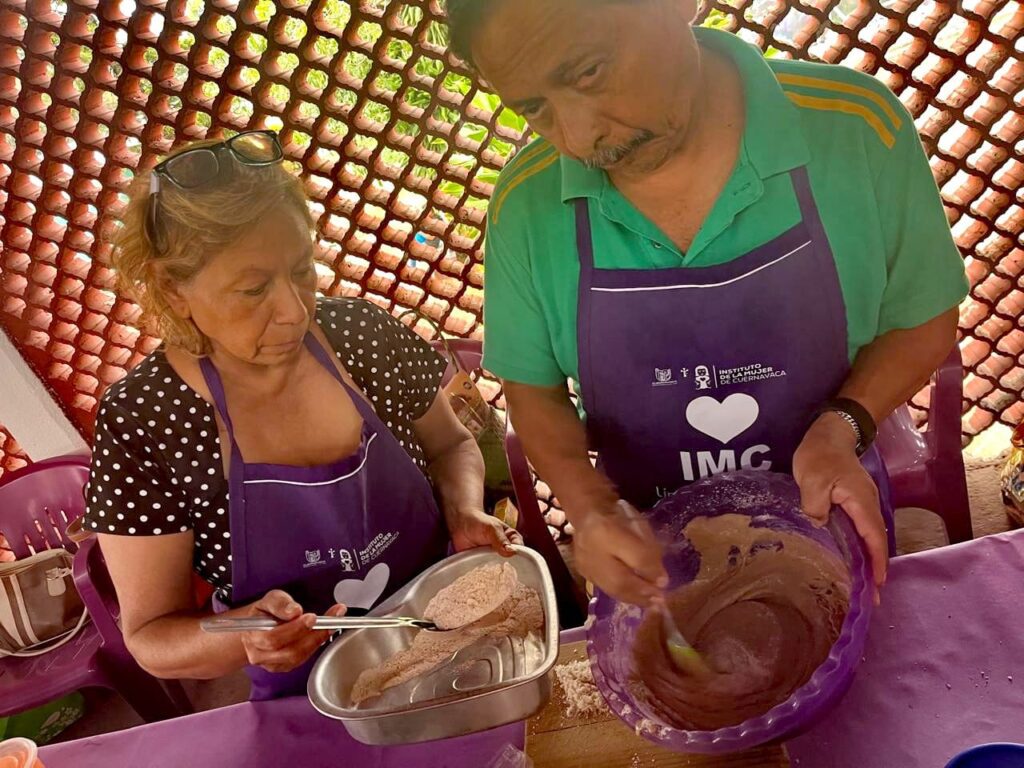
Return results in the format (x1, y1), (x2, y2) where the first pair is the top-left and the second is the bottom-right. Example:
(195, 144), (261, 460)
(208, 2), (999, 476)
(481, 27), (968, 389)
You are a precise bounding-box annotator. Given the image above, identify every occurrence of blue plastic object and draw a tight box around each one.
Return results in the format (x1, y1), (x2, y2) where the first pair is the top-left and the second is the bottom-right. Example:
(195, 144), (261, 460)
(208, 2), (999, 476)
(946, 743), (1024, 768)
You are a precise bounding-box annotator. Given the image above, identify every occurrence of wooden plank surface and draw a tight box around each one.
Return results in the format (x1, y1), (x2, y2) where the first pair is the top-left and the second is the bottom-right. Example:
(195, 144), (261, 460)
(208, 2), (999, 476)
(526, 641), (790, 768)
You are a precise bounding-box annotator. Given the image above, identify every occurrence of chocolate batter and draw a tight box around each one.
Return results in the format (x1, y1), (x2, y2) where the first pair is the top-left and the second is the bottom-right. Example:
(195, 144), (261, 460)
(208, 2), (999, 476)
(633, 514), (850, 731)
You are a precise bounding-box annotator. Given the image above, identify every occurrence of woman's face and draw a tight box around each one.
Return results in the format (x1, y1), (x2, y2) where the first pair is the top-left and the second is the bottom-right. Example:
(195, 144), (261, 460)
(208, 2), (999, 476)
(170, 205), (318, 365)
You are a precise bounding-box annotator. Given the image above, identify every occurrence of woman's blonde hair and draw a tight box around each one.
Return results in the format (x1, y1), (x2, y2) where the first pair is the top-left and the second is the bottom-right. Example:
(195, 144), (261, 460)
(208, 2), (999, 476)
(111, 137), (313, 356)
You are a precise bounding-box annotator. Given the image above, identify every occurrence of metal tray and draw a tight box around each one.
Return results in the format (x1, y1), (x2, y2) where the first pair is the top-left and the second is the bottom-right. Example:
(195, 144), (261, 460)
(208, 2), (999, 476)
(308, 546), (559, 745)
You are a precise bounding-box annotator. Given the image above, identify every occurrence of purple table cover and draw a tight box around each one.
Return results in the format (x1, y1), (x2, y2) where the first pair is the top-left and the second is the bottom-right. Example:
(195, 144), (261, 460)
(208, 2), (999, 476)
(789, 529), (1024, 767)
(39, 695), (525, 768)
(39, 532), (1023, 767)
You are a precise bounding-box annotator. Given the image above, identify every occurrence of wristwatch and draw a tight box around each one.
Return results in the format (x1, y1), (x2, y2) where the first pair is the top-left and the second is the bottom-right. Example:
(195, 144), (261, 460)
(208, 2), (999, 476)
(814, 398), (877, 457)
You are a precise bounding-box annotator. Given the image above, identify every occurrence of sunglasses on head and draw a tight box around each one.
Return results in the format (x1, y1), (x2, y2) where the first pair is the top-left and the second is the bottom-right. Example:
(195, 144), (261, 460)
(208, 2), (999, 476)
(144, 130), (285, 254)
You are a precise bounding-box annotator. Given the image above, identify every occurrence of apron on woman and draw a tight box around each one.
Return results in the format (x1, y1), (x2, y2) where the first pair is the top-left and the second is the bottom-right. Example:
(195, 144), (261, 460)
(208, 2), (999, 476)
(200, 334), (449, 700)
(575, 166), (896, 552)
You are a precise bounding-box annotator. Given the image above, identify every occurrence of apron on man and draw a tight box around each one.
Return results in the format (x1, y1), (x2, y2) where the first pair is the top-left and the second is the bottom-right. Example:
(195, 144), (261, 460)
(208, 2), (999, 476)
(574, 167), (896, 551)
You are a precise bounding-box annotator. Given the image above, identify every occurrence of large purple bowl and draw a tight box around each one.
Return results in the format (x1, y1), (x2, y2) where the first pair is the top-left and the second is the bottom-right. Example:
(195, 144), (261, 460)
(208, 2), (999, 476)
(585, 470), (873, 754)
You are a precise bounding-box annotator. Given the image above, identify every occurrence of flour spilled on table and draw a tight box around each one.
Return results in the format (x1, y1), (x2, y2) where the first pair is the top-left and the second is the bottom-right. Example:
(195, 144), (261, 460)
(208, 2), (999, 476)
(553, 660), (606, 719)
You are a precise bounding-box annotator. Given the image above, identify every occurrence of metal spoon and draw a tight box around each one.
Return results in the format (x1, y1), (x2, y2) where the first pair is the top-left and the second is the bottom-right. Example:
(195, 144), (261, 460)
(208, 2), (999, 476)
(200, 615), (442, 633)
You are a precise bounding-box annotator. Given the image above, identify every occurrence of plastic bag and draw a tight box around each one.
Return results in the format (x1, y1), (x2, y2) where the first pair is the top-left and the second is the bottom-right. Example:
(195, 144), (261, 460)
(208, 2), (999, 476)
(1000, 421), (1024, 526)
(486, 744), (533, 768)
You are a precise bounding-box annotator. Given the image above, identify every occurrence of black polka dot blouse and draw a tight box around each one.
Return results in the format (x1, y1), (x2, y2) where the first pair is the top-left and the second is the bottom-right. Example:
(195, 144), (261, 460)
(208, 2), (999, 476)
(83, 298), (448, 598)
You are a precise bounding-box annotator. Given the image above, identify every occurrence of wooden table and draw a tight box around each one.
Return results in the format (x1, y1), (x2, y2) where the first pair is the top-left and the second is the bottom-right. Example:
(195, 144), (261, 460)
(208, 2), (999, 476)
(526, 639), (790, 768)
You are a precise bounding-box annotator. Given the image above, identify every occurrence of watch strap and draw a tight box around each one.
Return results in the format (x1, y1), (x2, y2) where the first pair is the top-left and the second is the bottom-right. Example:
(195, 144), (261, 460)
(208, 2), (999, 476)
(815, 398), (877, 456)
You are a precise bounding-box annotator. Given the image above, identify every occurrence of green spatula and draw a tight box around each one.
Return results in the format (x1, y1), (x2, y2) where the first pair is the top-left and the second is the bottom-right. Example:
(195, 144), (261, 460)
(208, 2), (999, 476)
(659, 604), (713, 678)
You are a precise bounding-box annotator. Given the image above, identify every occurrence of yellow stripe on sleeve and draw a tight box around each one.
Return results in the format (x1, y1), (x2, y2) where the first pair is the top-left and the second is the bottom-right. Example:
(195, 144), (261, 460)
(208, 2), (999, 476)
(490, 146), (560, 224)
(784, 91), (897, 149)
(777, 72), (903, 131)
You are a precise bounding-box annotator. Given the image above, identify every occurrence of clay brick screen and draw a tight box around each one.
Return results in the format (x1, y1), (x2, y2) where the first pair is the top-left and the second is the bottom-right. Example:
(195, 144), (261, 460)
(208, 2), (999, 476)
(0, 424), (30, 479)
(1, 0), (1023, 466)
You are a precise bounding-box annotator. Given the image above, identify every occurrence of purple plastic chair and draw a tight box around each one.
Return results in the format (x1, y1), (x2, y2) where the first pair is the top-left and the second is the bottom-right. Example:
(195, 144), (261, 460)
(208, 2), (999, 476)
(0, 455), (192, 722)
(876, 346), (973, 544)
(432, 339), (589, 627)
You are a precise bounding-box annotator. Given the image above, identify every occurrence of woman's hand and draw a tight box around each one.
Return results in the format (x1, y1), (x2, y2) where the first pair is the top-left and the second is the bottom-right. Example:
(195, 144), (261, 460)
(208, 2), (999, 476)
(447, 509), (523, 557)
(240, 590), (346, 674)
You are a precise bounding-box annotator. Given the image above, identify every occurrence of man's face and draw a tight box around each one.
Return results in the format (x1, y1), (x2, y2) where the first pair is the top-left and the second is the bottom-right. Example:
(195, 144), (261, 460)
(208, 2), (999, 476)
(473, 0), (701, 177)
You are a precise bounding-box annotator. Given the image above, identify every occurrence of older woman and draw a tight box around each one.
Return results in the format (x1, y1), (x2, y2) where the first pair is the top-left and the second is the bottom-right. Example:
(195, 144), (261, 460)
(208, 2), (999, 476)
(83, 130), (520, 699)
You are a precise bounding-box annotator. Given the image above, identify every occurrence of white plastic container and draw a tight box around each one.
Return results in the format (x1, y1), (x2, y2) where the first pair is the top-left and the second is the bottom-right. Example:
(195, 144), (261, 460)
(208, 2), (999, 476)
(0, 737), (44, 767)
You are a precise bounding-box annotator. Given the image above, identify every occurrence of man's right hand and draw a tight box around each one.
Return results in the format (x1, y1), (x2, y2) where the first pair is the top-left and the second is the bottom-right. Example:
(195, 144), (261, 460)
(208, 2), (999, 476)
(240, 590), (346, 674)
(573, 505), (668, 605)
(499, 381), (668, 605)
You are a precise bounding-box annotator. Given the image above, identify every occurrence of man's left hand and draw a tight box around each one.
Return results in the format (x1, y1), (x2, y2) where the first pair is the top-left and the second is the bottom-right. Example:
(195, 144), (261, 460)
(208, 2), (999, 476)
(447, 509), (523, 557)
(792, 412), (888, 597)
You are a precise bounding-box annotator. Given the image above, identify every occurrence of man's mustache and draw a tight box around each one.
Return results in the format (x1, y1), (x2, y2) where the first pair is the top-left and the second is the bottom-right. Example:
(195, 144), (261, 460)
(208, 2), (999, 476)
(583, 131), (656, 169)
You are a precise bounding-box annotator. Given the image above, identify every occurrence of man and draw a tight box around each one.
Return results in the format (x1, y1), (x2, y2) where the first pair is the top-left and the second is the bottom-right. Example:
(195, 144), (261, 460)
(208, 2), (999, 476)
(448, 0), (968, 605)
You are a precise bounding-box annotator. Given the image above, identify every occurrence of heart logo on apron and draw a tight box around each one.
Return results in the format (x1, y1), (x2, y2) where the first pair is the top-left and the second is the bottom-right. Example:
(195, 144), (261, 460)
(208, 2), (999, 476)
(333, 562), (391, 610)
(685, 394), (760, 444)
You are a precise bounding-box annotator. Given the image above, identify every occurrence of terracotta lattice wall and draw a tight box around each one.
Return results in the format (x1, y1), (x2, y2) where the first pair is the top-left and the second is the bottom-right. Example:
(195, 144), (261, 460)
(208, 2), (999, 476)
(1, 0), (1023, 474)
(0, 424), (30, 479)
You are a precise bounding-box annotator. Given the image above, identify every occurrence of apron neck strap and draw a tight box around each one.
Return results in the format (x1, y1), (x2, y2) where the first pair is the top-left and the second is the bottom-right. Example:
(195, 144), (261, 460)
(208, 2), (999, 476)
(198, 353), (246, 469)
(302, 333), (381, 425)
(574, 198), (596, 273)
(198, 333), (344, 428)
(791, 166), (825, 238)
(303, 333), (346, 386)
(199, 355), (236, 436)
(199, 333), (378, 443)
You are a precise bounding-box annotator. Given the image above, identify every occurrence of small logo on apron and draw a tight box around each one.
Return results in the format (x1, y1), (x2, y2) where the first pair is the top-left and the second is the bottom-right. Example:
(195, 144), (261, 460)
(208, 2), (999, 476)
(694, 365), (713, 391)
(338, 549), (356, 572)
(652, 368), (678, 387)
(303, 549), (326, 569)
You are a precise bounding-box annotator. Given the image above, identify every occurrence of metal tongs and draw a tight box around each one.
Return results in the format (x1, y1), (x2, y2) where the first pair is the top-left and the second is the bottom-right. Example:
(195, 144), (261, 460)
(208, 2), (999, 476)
(200, 615), (441, 633)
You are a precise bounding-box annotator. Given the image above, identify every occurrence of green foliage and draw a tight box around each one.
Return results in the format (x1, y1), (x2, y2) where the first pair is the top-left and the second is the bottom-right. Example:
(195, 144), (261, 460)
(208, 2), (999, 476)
(357, 21), (383, 45)
(184, 0), (205, 22)
(253, 0), (276, 23)
(320, 0), (351, 32)
(704, 8), (731, 29)
(246, 33), (268, 56)
(306, 69), (329, 91)
(314, 35), (340, 60)
(216, 14), (237, 36)
(343, 51), (372, 80)
(283, 17), (308, 42)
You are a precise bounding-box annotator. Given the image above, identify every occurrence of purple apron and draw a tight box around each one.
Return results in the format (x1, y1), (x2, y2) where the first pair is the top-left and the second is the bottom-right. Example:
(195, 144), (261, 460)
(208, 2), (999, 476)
(200, 334), (449, 700)
(575, 167), (895, 551)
